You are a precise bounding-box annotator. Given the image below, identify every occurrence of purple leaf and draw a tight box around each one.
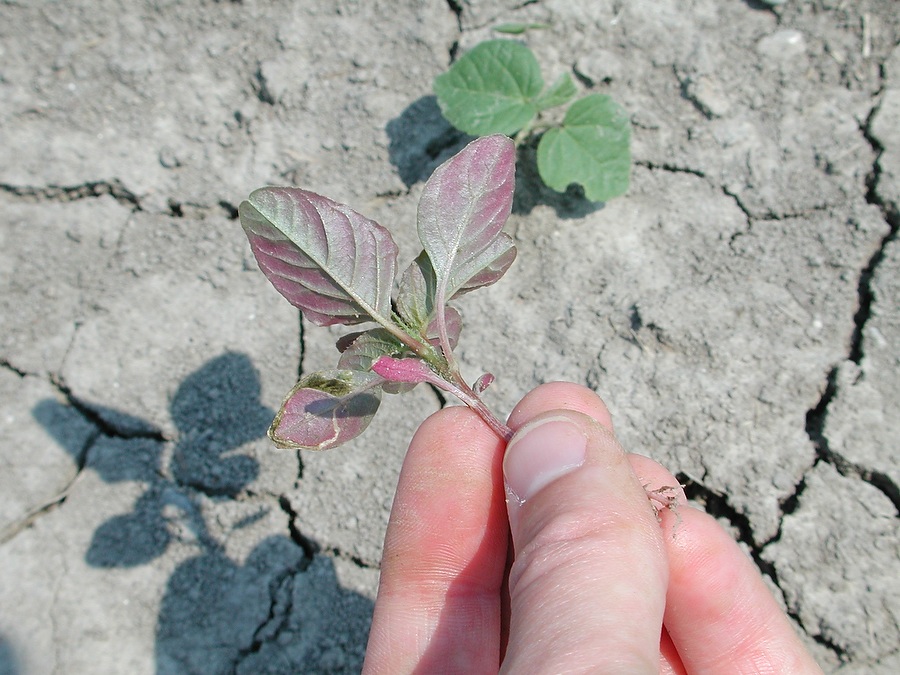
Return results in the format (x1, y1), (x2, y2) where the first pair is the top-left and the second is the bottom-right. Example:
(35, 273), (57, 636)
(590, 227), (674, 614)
(449, 232), (517, 298)
(417, 135), (517, 303)
(473, 373), (495, 393)
(425, 306), (461, 350)
(269, 370), (382, 450)
(240, 188), (399, 326)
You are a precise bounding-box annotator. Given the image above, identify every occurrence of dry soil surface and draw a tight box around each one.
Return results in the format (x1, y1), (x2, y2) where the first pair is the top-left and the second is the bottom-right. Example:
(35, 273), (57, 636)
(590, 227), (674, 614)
(1, 1), (898, 673)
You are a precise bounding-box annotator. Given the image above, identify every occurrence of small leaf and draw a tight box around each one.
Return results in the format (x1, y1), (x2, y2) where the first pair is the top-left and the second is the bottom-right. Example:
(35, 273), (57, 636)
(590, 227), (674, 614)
(492, 22), (550, 35)
(395, 251), (437, 332)
(337, 329), (415, 394)
(434, 39), (543, 135)
(473, 373), (495, 393)
(240, 188), (399, 326)
(336, 329), (405, 372)
(533, 72), (577, 112)
(417, 135), (517, 310)
(536, 94), (631, 202)
(269, 370), (382, 450)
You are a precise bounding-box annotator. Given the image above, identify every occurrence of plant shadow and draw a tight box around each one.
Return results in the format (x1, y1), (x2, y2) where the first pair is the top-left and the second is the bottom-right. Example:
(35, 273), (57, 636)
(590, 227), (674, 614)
(385, 96), (605, 220)
(0, 633), (20, 675)
(32, 352), (374, 674)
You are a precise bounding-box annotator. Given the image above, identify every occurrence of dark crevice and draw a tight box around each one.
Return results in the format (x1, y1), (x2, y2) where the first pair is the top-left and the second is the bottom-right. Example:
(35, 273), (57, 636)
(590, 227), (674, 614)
(297, 314), (306, 379)
(807, 366), (900, 515)
(446, 0), (463, 34)
(634, 160), (705, 178)
(50, 374), (166, 442)
(1, 180), (142, 210)
(0, 358), (29, 378)
(278, 495), (318, 563)
(427, 382), (448, 409)
(219, 200), (239, 220)
(677, 473), (846, 660)
(678, 473), (765, 555)
(853, 105), (900, 364)
(253, 64), (276, 106)
(234, 564), (300, 667)
(721, 185), (754, 222)
(168, 199), (184, 218)
(804, 366), (839, 468)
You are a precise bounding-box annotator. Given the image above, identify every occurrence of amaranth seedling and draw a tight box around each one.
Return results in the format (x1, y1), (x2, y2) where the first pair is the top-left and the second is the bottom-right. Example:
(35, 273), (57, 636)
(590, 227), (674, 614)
(239, 135), (518, 449)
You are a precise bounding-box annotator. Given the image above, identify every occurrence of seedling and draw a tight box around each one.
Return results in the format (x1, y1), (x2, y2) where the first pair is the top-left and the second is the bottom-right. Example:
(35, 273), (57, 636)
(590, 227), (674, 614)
(434, 39), (631, 203)
(240, 135), (517, 450)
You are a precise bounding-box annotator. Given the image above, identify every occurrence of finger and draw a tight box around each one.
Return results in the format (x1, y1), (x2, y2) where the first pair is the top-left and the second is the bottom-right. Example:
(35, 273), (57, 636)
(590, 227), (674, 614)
(510, 384), (688, 673)
(507, 380), (615, 432)
(363, 406), (508, 675)
(659, 505), (823, 674)
(500, 403), (668, 674)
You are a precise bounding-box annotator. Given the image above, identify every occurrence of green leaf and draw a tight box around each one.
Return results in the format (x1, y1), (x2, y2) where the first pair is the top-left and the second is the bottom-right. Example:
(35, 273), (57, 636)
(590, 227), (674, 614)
(533, 72), (577, 111)
(536, 94), (631, 202)
(434, 39), (543, 136)
(492, 22), (550, 35)
(395, 251), (437, 333)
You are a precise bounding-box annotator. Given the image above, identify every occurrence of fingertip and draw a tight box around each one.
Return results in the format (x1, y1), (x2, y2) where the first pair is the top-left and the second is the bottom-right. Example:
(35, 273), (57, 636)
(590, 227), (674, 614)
(507, 382), (614, 432)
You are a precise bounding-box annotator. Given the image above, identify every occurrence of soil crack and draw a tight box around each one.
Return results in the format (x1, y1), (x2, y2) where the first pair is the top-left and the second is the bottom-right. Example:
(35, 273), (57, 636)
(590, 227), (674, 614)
(676, 472), (847, 659)
(805, 366), (900, 514)
(0, 180), (142, 210)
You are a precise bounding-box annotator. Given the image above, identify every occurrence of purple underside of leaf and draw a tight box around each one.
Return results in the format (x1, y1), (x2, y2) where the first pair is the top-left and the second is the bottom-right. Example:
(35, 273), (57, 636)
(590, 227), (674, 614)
(450, 233), (517, 297)
(240, 188), (399, 327)
(473, 373), (495, 393)
(269, 371), (383, 451)
(416, 135), (517, 302)
(426, 305), (461, 349)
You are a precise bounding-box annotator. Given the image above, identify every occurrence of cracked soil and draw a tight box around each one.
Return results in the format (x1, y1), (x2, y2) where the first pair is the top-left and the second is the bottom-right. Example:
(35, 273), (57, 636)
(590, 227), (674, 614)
(1, 1), (898, 673)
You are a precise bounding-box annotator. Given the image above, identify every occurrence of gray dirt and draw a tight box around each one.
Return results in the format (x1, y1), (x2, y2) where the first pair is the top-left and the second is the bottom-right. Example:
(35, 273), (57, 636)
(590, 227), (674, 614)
(1, 1), (898, 673)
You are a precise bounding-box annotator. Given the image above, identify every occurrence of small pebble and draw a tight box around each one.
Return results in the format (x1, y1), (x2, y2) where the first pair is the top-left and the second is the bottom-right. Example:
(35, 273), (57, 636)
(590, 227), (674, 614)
(760, 0), (788, 6)
(756, 29), (806, 60)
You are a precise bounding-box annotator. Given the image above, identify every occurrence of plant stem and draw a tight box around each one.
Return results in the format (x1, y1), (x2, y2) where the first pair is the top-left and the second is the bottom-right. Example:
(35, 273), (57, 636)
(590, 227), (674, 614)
(445, 375), (513, 442)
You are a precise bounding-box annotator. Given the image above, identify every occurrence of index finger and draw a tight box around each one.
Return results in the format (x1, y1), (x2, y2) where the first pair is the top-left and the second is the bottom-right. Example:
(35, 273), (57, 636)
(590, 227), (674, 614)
(363, 406), (508, 675)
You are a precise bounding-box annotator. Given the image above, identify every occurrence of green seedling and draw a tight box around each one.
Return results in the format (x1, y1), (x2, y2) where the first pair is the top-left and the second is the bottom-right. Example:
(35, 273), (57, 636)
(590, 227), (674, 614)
(240, 135), (518, 450)
(434, 39), (631, 203)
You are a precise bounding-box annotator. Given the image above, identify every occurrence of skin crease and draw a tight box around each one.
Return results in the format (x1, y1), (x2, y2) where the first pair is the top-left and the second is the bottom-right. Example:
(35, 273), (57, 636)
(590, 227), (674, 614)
(363, 383), (823, 675)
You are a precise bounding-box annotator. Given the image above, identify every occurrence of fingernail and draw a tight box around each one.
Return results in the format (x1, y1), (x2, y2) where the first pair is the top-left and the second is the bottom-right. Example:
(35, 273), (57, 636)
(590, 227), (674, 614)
(504, 416), (587, 505)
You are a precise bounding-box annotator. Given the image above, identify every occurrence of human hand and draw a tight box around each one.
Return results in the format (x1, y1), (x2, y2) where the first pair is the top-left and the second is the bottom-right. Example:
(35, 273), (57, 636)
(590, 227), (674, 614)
(363, 383), (822, 674)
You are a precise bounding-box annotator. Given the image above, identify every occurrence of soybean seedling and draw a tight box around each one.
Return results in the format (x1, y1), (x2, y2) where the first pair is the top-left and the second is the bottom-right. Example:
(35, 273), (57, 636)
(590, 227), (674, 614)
(239, 135), (517, 450)
(434, 39), (631, 203)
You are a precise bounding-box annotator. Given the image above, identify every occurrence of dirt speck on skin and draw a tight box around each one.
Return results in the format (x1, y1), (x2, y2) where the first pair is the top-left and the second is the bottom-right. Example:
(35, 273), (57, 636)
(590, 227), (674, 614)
(1, 1), (898, 673)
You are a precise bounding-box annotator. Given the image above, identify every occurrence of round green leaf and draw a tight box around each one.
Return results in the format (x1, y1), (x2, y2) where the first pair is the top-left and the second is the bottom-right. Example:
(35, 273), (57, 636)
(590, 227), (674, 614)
(536, 94), (632, 202)
(434, 39), (543, 136)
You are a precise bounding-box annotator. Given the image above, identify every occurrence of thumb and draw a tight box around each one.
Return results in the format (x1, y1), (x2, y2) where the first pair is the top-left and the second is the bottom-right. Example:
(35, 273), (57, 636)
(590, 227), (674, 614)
(501, 411), (668, 675)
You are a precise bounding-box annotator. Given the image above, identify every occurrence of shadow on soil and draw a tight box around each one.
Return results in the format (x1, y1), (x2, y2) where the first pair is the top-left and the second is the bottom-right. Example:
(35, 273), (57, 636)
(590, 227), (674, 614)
(386, 95), (605, 219)
(0, 633), (20, 675)
(33, 352), (373, 674)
